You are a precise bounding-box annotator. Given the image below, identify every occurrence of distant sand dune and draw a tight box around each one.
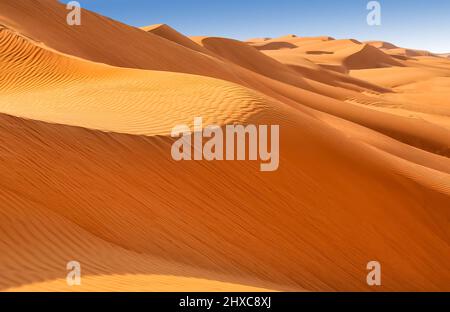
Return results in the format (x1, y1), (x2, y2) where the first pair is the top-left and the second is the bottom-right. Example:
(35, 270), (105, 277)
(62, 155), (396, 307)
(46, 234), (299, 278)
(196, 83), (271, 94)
(248, 35), (335, 50)
(365, 41), (436, 58)
(267, 39), (404, 71)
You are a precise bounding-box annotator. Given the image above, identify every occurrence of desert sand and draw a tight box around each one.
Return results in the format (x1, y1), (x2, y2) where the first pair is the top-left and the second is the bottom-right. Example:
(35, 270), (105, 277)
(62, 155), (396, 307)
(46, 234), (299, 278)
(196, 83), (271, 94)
(0, 0), (449, 292)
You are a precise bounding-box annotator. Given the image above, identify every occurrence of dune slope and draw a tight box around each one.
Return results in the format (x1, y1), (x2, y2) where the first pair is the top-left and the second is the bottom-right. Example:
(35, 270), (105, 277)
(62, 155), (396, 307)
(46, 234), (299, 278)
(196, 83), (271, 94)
(0, 0), (449, 292)
(3, 0), (449, 159)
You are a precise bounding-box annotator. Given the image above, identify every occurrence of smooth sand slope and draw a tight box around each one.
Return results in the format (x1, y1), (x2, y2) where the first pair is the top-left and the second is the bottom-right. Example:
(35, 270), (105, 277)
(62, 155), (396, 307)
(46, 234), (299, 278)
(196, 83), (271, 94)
(0, 0), (449, 291)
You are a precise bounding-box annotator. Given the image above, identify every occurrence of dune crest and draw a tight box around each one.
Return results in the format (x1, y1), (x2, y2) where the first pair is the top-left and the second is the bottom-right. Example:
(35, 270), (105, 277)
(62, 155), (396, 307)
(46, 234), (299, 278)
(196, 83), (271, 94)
(141, 23), (211, 55)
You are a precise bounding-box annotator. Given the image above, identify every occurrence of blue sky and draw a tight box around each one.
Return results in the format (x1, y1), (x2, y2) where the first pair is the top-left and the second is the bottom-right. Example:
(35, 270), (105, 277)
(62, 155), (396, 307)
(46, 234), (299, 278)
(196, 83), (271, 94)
(61, 0), (450, 53)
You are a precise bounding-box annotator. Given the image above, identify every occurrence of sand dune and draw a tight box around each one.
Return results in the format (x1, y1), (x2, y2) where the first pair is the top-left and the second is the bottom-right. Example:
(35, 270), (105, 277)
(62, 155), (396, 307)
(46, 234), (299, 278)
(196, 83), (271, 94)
(350, 54), (450, 132)
(193, 36), (321, 91)
(0, 26), (270, 136)
(365, 41), (399, 50)
(248, 36), (403, 71)
(1, 104), (448, 292)
(0, 0), (449, 292)
(5, 0), (447, 155)
(142, 24), (212, 55)
(0, 0), (241, 82)
(261, 47), (389, 92)
(0, 2), (388, 102)
(192, 35), (390, 97)
(280, 39), (404, 71)
(365, 41), (436, 58)
(248, 35), (335, 51)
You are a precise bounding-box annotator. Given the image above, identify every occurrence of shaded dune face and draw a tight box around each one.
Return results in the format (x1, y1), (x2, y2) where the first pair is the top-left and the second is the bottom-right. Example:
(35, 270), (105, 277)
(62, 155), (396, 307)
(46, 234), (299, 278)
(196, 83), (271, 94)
(0, 0), (449, 292)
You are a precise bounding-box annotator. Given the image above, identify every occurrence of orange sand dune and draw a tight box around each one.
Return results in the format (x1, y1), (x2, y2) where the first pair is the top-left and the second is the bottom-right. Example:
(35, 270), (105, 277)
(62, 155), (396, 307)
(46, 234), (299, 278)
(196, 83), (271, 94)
(0, 0), (241, 82)
(247, 35), (335, 51)
(349, 54), (450, 131)
(0, 0), (449, 292)
(385, 48), (435, 58)
(284, 39), (404, 71)
(141, 24), (212, 55)
(192, 36), (323, 91)
(365, 41), (399, 50)
(0, 26), (269, 136)
(350, 66), (450, 88)
(365, 41), (436, 58)
(248, 36), (403, 71)
(187, 36), (450, 156)
(5, 0), (448, 157)
(246, 37), (272, 43)
(194, 36), (388, 94)
(1, 93), (448, 292)
(0, 2), (389, 102)
(261, 47), (389, 92)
